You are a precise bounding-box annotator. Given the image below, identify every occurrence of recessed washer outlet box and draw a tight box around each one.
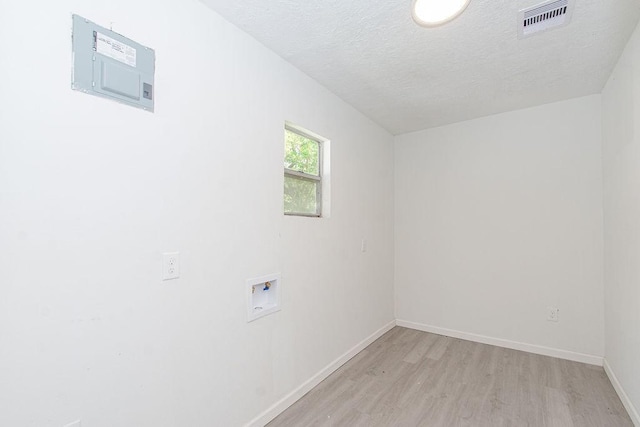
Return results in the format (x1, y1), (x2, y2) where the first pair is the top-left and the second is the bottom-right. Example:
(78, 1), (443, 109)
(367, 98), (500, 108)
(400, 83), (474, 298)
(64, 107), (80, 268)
(71, 14), (155, 112)
(518, 0), (574, 38)
(247, 274), (281, 322)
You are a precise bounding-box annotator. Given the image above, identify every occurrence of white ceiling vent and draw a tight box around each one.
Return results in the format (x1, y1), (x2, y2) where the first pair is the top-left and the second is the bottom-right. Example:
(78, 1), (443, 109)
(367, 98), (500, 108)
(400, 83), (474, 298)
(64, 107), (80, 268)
(518, 0), (574, 38)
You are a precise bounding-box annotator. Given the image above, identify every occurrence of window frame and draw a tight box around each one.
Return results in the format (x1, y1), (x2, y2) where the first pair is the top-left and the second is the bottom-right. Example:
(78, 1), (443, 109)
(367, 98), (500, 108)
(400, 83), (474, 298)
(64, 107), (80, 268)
(284, 125), (323, 217)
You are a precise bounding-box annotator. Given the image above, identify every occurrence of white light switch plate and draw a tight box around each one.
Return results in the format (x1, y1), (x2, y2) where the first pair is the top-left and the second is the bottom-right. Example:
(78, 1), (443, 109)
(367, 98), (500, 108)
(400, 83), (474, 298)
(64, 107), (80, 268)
(162, 252), (180, 280)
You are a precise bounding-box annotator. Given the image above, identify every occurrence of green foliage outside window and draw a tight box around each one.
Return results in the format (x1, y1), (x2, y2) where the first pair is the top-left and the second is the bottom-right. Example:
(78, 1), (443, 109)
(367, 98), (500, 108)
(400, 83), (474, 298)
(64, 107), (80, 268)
(284, 129), (319, 175)
(284, 128), (321, 216)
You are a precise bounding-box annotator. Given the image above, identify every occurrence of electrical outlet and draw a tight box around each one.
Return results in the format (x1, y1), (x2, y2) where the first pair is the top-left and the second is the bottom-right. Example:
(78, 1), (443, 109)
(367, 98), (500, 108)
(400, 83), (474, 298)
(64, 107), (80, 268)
(162, 252), (180, 281)
(361, 239), (367, 253)
(547, 307), (559, 322)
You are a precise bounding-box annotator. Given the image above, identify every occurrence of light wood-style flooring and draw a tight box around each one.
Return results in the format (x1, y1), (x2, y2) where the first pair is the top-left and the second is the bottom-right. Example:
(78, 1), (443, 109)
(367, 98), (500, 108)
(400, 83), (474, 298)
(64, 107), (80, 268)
(268, 327), (632, 427)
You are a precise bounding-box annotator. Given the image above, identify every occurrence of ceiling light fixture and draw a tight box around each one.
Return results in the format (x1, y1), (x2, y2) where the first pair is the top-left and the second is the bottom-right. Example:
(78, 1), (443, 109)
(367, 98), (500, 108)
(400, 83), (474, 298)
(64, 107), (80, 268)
(412, 0), (471, 27)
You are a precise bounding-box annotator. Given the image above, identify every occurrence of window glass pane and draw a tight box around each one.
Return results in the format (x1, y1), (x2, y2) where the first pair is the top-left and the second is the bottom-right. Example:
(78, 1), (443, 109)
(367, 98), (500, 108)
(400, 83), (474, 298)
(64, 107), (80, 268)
(284, 175), (318, 215)
(285, 129), (319, 176)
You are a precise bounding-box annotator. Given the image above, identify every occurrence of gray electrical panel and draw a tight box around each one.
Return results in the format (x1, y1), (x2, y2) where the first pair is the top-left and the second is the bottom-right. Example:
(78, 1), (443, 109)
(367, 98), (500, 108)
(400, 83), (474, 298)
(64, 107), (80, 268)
(71, 14), (155, 112)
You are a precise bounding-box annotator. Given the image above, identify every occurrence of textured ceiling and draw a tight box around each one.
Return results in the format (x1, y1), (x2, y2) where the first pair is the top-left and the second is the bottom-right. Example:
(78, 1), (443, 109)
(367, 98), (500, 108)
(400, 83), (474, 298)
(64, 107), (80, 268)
(199, 0), (640, 135)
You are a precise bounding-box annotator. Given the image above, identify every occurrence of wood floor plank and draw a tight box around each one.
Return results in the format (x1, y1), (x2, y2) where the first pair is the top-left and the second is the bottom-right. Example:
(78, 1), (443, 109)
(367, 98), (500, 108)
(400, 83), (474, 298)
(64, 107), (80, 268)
(267, 327), (634, 427)
(402, 330), (439, 364)
(544, 386), (575, 427)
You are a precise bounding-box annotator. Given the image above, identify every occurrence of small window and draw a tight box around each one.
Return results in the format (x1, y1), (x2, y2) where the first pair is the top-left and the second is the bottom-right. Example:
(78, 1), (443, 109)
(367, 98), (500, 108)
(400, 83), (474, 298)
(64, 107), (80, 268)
(284, 125), (323, 217)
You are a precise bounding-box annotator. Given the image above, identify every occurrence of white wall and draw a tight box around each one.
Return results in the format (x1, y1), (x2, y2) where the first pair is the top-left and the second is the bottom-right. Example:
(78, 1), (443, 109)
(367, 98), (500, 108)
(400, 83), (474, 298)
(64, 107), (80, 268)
(394, 95), (605, 358)
(602, 19), (640, 423)
(0, 1), (395, 426)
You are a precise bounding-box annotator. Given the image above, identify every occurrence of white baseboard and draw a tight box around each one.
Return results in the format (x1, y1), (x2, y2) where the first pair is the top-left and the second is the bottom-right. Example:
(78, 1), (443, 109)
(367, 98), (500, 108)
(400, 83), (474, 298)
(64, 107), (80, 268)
(244, 320), (396, 427)
(396, 320), (603, 366)
(604, 359), (640, 426)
